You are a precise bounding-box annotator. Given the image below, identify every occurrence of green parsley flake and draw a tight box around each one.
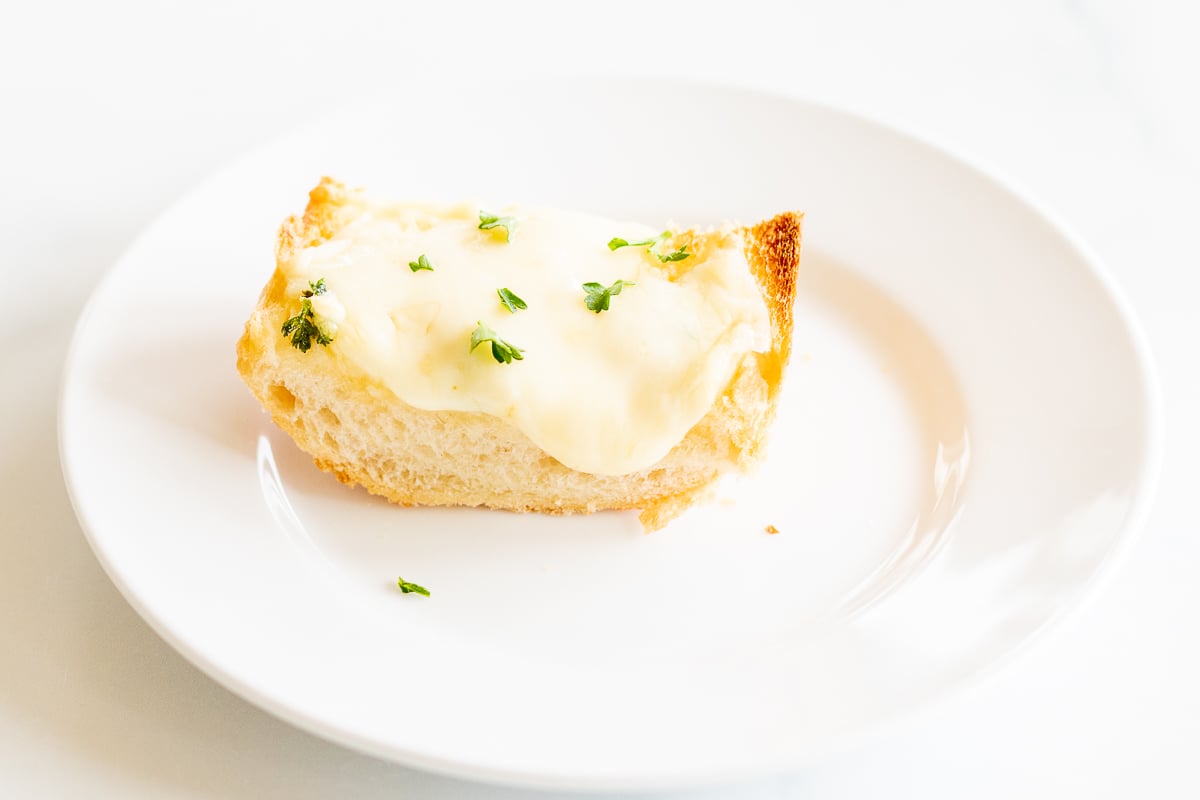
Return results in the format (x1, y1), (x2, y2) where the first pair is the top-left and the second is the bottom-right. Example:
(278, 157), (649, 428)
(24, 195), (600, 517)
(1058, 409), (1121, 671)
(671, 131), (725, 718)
(397, 577), (430, 597)
(608, 231), (691, 263)
(470, 321), (524, 364)
(496, 287), (528, 313)
(280, 278), (334, 352)
(408, 254), (435, 272)
(608, 232), (669, 251)
(478, 211), (518, 242)
(655, 245), (690, 262)
(582, 279), (635, 313)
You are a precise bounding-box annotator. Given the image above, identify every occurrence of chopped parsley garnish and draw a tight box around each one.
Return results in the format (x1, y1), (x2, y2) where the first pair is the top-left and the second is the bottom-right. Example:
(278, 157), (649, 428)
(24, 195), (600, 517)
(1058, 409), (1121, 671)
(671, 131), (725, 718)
(582, 279), (635, 313)
(280, 278), (333, 352)
(496, 287), (527, 313)
(408, 254), (435, 272)
(608, 232), (669, 251)
(478, 211), (518, 242)
(397, 577), (430, 597)
(470, 321), (524, 364)
(656, 245), (690, 262)
(608, 231), (691, 263)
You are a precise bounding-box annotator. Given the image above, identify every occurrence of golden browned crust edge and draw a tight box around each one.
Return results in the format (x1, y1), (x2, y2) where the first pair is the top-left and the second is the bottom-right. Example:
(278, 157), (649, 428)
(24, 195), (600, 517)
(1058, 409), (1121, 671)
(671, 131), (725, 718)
(238, 179), (803, 531)
(742, 211), (802, 373)
(275, 177), (358, 262)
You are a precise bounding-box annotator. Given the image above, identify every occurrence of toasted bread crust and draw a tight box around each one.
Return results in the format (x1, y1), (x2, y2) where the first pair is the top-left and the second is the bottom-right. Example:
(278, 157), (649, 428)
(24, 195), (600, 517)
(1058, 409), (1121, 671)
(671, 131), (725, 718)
(237, 179), (802, 530)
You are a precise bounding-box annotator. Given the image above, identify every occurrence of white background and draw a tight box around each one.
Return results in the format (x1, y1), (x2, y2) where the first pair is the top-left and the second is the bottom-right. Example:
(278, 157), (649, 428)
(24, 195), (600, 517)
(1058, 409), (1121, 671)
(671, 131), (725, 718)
(3, 1), (1198, 797)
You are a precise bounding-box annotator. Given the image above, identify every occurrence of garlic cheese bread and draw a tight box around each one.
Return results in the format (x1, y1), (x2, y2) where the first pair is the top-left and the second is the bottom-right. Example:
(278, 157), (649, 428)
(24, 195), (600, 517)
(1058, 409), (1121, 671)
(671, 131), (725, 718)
(236, 178), (802, 530)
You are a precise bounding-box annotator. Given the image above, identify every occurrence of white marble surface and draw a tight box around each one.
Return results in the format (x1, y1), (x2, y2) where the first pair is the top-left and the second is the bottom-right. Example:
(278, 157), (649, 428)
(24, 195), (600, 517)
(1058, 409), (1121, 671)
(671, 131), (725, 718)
(3, 0), (1198, 796)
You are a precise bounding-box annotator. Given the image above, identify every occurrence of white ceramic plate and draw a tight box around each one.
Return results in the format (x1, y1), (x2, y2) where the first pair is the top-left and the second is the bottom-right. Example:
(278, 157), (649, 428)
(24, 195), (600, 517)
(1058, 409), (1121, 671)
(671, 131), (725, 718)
(59, 79), (1161, 791)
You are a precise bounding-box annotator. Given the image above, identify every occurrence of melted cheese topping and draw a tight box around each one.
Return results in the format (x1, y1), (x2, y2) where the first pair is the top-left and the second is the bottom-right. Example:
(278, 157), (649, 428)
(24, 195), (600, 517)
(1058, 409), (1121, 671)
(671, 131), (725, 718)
(284, 201), (769, 476)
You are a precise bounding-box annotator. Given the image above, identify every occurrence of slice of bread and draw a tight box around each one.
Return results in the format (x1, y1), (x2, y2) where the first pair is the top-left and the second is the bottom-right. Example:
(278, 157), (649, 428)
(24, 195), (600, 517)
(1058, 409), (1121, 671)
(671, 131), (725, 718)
(236, 179), (802, 530)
